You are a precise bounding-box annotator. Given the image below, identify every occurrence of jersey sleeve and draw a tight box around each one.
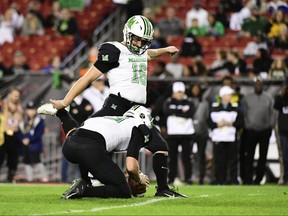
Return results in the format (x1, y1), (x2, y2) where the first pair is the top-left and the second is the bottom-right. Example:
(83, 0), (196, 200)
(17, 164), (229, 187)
(126, 127), (146, 159)
(94, 43), (120, 73)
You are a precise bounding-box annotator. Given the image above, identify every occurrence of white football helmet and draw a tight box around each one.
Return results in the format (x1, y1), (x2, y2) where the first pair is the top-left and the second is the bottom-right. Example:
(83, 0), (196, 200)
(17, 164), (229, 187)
(123, 15), (154, 55)
(124, 105), (153, 129)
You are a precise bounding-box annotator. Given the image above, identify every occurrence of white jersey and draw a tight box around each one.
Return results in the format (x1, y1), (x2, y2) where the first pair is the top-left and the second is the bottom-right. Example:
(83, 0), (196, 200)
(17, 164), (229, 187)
(79, 116), (138, 152)
(96, 42), (148, 104)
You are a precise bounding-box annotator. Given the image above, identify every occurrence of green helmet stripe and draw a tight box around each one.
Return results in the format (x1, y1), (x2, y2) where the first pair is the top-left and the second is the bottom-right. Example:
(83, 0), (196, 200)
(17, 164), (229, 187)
(141, 16), (151, 37)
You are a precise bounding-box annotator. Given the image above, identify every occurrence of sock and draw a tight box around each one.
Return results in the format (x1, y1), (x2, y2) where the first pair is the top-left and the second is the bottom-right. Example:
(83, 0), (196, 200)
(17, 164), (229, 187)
(56, 109), (78, 135)
(153, 153), (169, 191)
(35, 163), (48, 182)
(25, 165), (33, 182)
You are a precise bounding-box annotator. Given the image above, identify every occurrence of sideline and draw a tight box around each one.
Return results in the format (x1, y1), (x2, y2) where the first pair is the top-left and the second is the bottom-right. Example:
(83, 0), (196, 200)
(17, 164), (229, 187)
(38, 197), (168, 215)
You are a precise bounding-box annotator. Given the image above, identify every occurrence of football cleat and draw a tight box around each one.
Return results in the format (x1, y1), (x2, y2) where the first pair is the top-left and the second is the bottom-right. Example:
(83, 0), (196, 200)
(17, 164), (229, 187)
(154, 186), (188, 198)
(37, 103), (70, 116)
(61, 178), (87, 199)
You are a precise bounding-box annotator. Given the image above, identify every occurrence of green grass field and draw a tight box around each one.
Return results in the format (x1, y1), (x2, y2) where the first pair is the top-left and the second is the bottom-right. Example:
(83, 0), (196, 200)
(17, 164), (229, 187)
(0, 183), (287, 215)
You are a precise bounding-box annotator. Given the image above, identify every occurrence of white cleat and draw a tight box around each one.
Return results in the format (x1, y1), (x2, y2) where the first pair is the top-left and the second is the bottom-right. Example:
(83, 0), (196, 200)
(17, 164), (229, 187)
(37, 103), (58, 116)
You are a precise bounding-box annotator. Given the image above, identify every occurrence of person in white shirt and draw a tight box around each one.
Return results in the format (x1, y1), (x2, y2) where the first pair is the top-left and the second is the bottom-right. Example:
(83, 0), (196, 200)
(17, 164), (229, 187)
(185, 2), (208, 29)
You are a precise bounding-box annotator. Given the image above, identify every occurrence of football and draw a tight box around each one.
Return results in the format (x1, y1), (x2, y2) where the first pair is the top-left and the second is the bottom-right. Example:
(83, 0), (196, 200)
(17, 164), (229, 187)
(128, 173), (148, 197)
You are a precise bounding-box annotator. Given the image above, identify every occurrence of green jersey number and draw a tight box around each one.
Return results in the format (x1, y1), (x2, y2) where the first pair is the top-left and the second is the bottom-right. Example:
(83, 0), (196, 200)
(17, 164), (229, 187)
(131, 63), (147, 86)
(104, 116), (126, 123)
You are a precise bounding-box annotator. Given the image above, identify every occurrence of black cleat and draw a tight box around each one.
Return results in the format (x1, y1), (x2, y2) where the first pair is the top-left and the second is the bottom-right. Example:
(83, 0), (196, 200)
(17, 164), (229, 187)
(155, 186), (188, 198)
(61, 178), (87, 199)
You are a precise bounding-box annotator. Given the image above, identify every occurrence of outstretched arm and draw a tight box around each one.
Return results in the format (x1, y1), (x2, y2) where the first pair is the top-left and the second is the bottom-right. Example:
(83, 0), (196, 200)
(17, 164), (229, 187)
(147, 46), (179, 61)
(50, 65), (103, 109)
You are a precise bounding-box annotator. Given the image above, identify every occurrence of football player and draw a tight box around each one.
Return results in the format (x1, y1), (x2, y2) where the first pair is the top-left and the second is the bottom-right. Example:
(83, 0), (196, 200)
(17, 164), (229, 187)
(45, 15), (187, 198)
(38, 104), (152, 199)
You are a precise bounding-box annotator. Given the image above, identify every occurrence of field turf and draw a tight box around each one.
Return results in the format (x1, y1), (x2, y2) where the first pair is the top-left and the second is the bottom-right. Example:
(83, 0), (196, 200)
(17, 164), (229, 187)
(0, 183), (287, 215)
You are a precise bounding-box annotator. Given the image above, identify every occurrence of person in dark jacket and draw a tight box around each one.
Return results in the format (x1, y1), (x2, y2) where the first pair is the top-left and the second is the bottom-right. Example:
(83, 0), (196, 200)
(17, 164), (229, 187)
(18, 101), (48, 182)
(163, 82), (196, 185)
(274, 84), (288, 185)
(208, 86), (243, 185)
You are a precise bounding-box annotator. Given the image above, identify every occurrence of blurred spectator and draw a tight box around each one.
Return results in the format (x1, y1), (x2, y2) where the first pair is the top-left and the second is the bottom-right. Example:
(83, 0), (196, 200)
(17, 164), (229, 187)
(56, 8), (80, 45)
(79, 47), (98, 77)
(274, 25), (288, 50)
(220, 0), (243, 13)
(226, 50), (247, 76)
(6, 3), (25, 31)
(268, 58), (288, 79)
(59, 0), (85, 11)
(208, 76), (241, 105)
(208, 86), (243, 185)
(241, 77), (275, 185)
(179, 33), (202, 57)
(165, 53), (184, 78)
(21, 10), (45, 36)
(83, 76), (109, 112)
(70, 80), (94, 123)
(183, 57), (207, 77)
(245, 0), (268, 14)
(8, 51), (30, 75)
(203, 14), (225, 37)
(185, 1), (208, 29)
(125, 0), (143, 20)
(267, 0), (288, 14)
(274, 85), (288, 185)
(208, 49), (231, 77)
(150, 28), (168, 49)
(243, 33), (270, 57)
(42, 55), (62, 88)
(189, 83), (209, 184)
(184, 18), (206, 37)
(42, 55), (62, 74)
(0, 8), (17, 45)
(61, 80), (94, 182)
(26, 0), (45, 25)
(18, 101), (48, 182)
(157, 7), (184, 44)
(215, 3), (230, 28)
(0, 55), (9, 78)
(44, 0), (61, 28)
(148, 61), (172, 107)
(163, 82), (196, 185)
(0, 87), (23, 182)
(252, 48), (273, 77)
(149, 61), (173, 78)
(240, 5), (268, 37)
(229, 4), (251, 31)
(266, 9), (286, 38)
(142, 7), (156, 27)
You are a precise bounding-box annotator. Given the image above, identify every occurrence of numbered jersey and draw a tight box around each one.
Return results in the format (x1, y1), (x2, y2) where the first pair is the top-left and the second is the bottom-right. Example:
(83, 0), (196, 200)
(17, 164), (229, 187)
(95, 42), (148, 104)
(80, 116), (137, 152)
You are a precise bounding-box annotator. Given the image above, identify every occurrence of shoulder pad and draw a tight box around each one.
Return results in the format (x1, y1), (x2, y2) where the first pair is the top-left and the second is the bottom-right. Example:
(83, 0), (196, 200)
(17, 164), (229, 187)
(231, 102), (238, 107)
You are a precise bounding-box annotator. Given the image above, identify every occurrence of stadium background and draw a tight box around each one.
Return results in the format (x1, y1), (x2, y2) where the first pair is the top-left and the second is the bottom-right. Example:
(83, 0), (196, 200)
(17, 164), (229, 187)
(0, 0), (286, 183)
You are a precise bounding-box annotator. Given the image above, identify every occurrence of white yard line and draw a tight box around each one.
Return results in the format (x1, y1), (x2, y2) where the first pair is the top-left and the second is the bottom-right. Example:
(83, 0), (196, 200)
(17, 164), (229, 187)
(37, 197), (168, 215)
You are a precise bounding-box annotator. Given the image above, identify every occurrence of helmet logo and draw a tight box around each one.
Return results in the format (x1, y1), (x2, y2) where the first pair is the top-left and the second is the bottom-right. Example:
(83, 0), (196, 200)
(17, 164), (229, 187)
(127, 16), (136, 29)
(140, 113), (145, 119)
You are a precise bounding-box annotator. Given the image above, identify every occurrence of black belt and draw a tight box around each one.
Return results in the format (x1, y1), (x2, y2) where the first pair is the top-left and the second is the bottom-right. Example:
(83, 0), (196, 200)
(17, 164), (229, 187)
(109, 93), (145, 108)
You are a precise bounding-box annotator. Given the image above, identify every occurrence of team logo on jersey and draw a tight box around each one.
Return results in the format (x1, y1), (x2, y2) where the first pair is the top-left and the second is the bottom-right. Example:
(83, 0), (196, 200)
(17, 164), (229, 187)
(102, 55), (109, 61)
(111, 104), (117, 110)
(144, 135), (150, 143)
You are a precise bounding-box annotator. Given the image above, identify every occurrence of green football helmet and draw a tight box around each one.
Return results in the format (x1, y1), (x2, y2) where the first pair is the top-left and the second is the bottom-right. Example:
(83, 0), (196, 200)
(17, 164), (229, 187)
(123, 15), (154, 55)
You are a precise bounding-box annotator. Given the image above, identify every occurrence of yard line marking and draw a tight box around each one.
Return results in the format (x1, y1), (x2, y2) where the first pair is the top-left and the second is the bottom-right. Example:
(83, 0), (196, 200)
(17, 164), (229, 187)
(38, 197), (168, 215)
(195, 194), (222, 198)
(247, 193), (264, 196)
